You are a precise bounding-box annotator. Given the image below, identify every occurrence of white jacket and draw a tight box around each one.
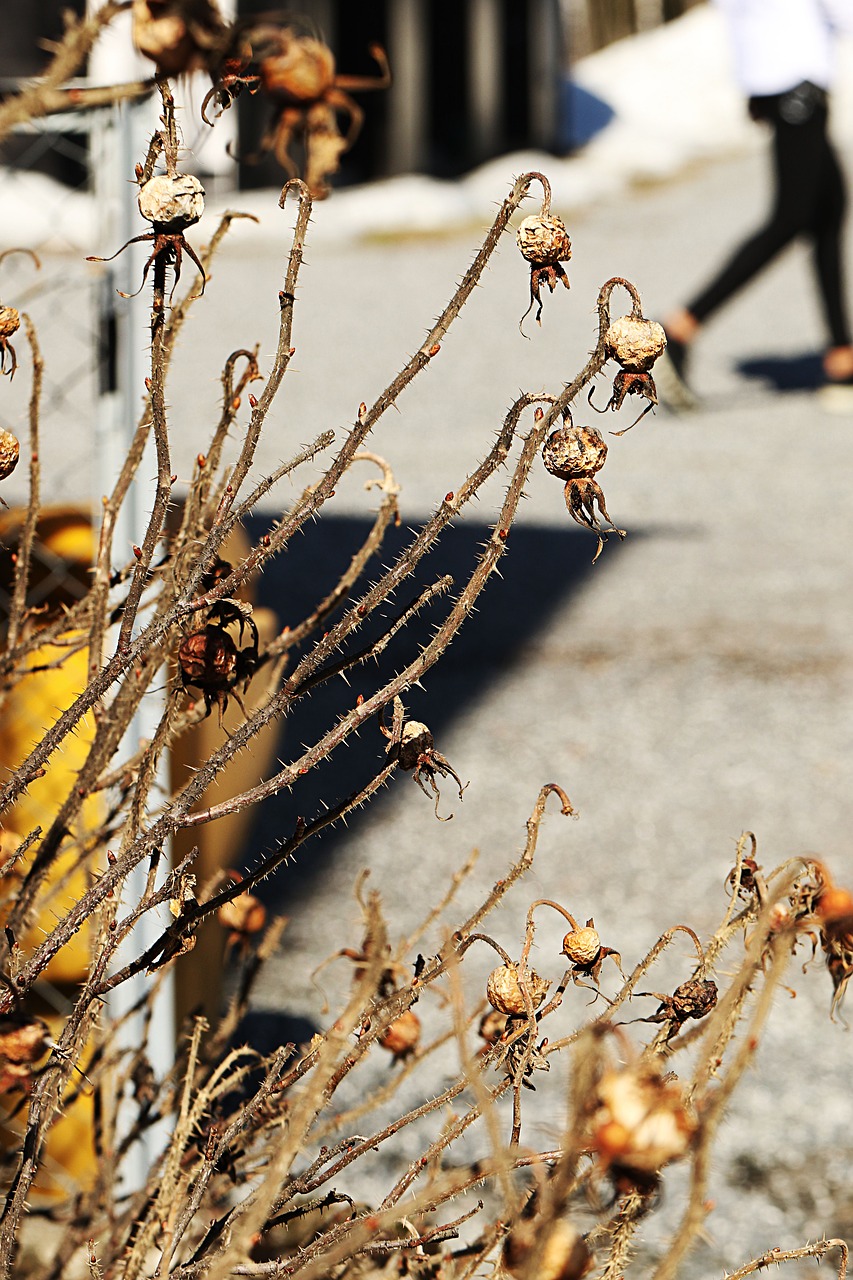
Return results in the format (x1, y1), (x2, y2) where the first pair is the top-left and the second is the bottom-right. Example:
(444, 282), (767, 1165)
(715, 0), (853, 95)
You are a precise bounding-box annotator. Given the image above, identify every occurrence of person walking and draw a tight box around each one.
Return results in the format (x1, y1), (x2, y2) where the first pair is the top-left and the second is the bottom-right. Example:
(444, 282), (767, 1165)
(662, 0), (853, 410)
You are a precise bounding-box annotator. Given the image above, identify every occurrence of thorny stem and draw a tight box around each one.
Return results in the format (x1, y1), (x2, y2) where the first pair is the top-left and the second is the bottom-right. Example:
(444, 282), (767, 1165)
(0, 2), (130, 144)
(0, 171), (554, 824)
(3, 316), (43, 653)
(725, 1240), (849, 1280)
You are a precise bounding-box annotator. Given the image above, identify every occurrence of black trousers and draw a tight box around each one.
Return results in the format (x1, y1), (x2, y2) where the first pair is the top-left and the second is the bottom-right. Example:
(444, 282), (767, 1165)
(688, 84), (852, 348)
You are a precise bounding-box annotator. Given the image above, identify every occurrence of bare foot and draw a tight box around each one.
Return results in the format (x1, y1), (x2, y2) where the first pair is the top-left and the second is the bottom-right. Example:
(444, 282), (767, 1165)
(823, 345), (853, 382)
(663, 308), (701, 345)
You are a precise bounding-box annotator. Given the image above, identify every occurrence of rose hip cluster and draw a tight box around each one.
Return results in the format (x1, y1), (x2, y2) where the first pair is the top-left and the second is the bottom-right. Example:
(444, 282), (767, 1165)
(514, 199), (668, 559)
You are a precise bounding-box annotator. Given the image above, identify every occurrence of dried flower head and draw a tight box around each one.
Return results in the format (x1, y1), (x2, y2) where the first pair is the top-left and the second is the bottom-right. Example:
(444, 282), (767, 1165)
(0, 429), (20, 481)
(215, 26), (392, 198)
(517, 214), (572, 328)
(88, 170), (207, 299)
(542, 424), (607, 480)
(132, 0), (227, 77)
(604, 315), (667, 372)
(503, 1218), (592, 1280)
(486, 964), (549, 1016)
(592, 1064), (695, 1178)
(389, 720), (466, 819)
(378, 1009), (421, 1060)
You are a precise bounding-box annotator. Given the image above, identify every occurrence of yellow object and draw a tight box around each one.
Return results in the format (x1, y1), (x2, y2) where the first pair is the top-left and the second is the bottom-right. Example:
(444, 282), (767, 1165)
(0, 507), (99, 1193)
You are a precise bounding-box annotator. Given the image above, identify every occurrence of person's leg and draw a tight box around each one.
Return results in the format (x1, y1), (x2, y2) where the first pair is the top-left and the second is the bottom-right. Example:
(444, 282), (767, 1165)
(685, 104), (822, 325)
(810, 127), (853, 379)
(663, 99), (830, 399)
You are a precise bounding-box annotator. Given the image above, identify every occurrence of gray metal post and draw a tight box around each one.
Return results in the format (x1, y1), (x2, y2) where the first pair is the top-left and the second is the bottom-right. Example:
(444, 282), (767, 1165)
(91, 84), (176, 1190)
(468, 0), (503, 162)
(385, 0), (429, 174)
(528, 0), (564, 151)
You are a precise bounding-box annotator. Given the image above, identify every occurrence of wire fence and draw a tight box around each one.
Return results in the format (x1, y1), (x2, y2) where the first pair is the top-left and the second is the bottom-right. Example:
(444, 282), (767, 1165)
(0, 105), (103, 512)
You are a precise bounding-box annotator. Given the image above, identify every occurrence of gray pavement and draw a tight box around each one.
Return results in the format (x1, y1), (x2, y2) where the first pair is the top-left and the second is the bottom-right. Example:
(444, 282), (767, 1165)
(4, 145), (853, 1271)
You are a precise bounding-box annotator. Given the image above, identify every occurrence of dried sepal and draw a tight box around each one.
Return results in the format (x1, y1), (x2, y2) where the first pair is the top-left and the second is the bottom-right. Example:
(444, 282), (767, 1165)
(486, 964), (549, 1016)
(604, 315), (667, 372)
(563, 477), (626, 563)
(588, 368), (659, 434)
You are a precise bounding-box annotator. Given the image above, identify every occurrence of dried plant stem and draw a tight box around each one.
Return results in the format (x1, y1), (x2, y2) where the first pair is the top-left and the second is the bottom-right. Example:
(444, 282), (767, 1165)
(725, 1240), (849, 1280)
(0, 2), (129, 143)
(4, 316), (43, 653)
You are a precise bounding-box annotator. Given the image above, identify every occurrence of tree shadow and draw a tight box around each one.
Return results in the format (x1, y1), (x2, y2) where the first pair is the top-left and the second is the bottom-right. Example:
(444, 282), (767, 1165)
(239, 513), (628, 909)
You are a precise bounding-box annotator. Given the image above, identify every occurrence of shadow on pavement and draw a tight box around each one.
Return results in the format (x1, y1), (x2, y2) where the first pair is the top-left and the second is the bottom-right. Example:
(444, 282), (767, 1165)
(736, 352), (823, 392)
(238, 513), (627, 908)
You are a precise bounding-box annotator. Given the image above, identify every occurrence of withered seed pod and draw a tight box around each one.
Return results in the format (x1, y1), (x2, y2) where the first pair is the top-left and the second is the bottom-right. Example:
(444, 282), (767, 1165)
(516, 215), (572, 266)
(503, 1219), (592, 1280)
(669, 978), (718, 1021)
(0, 307), (19, 339)
(379, 1009), (421, 1059)
(486, 964), (548, 1016)
(0, 429), (20, 481)
(138, 174), (205, 233)
(562, 926), (601, 967)
(0, 1014), (51, 1067)
(179, 624), (238, 689)
(604, 315), (667, 373)
(542, 425), (607, 480)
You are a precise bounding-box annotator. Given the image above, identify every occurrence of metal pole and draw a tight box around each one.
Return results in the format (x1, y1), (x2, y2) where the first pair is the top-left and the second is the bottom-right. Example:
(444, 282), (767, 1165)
(468, 0), (502, 163)
(385, 0), (429, 174)
(89, 4), (176, 1189)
